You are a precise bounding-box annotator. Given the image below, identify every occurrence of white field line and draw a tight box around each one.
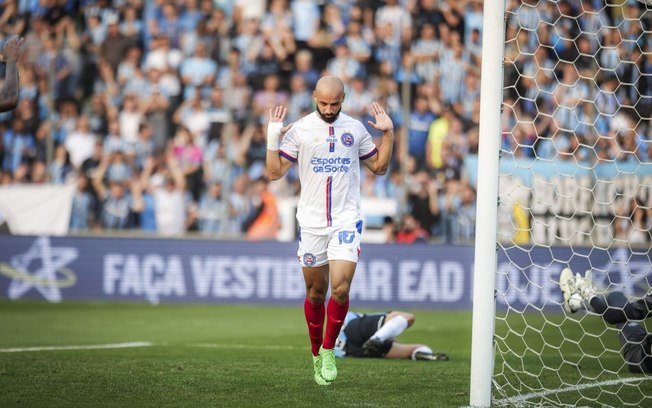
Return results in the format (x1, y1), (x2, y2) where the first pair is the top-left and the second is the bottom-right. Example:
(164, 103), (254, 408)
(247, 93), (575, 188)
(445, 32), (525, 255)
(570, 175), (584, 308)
(0, 341), (152, 353)
(190, 343), (301, 351)
(493, 376), (652, 405)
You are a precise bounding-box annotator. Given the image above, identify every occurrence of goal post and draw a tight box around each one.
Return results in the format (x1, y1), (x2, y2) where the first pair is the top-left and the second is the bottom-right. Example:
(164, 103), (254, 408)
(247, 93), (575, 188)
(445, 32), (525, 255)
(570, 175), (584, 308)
(470, 0), (652, 407)
(469, 0), (507, 406)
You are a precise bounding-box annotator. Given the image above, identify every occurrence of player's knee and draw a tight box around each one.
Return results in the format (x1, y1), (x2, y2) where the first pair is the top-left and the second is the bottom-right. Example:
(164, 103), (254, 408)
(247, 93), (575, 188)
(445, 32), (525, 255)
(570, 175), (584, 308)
(387, 311), (414, 326)
(394, 312), (414, 326)
(404, 313), (415, 327)
(306, 289), (326, 304)
(330, 286), (350, 303)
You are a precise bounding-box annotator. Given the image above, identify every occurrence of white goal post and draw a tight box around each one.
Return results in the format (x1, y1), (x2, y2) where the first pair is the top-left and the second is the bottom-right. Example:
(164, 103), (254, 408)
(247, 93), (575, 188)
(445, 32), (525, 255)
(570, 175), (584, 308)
(470, 0), (652, 407)
(469, 0), (506, 406)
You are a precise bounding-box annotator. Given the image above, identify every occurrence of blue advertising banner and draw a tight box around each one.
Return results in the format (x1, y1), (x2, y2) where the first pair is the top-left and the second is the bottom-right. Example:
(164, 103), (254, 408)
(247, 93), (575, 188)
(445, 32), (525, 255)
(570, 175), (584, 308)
(1, 236), (650, 310)
(496, 245), (651, 312)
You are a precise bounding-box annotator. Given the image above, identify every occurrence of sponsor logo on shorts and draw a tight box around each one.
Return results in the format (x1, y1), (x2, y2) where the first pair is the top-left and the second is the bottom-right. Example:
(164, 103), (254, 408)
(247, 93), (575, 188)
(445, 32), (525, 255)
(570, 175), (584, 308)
(341, 132), (354, 147)
(303, 253), (317, 266)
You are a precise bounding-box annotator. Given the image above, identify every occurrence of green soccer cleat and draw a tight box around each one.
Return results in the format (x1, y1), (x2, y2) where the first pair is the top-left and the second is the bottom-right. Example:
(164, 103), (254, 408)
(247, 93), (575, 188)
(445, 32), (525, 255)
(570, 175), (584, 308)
(320, 347), (337, 382)
(312, 355), (330, 386)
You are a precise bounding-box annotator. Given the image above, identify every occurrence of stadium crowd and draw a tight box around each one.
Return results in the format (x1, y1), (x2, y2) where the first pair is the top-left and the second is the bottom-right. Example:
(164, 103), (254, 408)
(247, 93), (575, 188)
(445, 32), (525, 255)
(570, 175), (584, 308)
(0, 0), (650, 243)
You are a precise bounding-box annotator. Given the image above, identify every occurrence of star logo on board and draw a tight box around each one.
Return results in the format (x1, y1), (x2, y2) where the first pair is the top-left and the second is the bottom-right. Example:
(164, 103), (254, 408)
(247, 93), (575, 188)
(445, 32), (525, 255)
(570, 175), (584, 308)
(0, 236), (78, 302)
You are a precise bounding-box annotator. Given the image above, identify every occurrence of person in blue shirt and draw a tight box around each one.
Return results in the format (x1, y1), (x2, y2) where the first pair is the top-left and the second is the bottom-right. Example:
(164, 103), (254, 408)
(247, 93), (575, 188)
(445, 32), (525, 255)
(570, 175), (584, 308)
(334, 310), (449, 361)
(197, 180), (230, 236)
(408, 95), (436, 170)
(69, 173), (95, 231)
(179, 41), (217, 100)
(2, 118), (34, 174)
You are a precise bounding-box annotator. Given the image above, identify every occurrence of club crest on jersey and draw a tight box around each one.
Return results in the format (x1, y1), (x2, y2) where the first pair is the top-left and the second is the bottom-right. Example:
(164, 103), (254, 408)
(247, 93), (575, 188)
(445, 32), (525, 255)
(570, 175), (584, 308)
(340, 132), (354, 147)
(303, 253), (317, 266)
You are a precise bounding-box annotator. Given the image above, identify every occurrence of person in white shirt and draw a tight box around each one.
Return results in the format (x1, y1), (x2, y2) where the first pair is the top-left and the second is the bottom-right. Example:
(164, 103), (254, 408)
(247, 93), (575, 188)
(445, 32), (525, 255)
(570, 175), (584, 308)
(265, 75), (394, 386)
(64, 117), (97, 170)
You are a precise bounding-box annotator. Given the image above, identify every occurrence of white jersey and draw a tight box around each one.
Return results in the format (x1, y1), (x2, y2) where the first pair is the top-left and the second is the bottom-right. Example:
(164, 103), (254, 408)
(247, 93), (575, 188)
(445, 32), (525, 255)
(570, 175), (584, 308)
(279, 111), (378, 228)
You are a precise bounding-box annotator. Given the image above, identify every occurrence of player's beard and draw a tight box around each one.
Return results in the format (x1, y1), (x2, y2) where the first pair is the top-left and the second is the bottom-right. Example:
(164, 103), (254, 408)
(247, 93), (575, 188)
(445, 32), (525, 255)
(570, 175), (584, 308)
(316, 105), (341, 124)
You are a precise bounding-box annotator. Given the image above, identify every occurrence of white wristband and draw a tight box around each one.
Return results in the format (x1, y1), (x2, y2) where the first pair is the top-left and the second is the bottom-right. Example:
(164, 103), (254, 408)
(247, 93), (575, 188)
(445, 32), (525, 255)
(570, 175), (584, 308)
(267, 122), (282, 151)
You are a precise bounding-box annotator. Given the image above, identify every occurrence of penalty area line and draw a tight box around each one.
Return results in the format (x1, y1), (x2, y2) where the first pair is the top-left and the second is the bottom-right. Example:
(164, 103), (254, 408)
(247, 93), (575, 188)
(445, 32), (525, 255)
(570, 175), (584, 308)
(0, 341), (153, 353)
(493, 376), (652, 405)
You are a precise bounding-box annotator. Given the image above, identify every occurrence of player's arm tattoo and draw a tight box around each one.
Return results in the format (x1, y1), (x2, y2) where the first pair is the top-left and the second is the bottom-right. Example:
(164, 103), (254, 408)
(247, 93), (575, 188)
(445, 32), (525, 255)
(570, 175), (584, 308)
(0, 60), (19, 112)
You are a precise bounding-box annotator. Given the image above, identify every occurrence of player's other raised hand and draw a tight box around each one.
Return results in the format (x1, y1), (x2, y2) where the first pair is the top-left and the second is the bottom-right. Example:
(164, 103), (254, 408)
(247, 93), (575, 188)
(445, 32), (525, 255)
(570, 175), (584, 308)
(0, 35), (24, 62)
(269, 106), (293, 134)
(367, 102), (393, 132)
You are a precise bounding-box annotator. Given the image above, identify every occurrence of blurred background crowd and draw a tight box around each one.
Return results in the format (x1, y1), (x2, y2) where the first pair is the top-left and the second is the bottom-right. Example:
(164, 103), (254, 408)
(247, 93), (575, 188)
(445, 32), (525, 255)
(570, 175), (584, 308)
(0, 0), (649, 243)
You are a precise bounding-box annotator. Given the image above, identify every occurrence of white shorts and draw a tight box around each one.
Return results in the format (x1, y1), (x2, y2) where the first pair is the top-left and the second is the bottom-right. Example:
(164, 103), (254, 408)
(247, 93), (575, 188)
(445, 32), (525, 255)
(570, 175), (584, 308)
(297, 221), (363, 267)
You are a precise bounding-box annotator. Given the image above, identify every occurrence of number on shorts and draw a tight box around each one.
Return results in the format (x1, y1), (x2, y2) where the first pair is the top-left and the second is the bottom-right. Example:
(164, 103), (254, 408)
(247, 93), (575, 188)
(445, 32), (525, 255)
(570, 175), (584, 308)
(338, 231), (355, 244)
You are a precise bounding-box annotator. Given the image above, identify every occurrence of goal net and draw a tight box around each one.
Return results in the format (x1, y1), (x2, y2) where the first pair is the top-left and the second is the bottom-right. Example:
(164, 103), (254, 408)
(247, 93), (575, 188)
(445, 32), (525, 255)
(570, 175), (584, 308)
(483, 0), (652, 406)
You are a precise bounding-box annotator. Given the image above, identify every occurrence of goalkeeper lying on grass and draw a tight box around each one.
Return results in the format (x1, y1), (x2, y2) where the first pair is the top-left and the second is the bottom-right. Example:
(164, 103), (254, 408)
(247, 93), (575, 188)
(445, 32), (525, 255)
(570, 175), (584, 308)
(559, 268), (652, 374)
(334, 310), (449, 361)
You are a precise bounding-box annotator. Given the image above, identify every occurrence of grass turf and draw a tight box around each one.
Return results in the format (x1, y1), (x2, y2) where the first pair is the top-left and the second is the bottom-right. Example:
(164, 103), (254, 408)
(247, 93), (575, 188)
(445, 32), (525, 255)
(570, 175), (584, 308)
(0, 301), (470, 408)
(1, 301), (651, 407)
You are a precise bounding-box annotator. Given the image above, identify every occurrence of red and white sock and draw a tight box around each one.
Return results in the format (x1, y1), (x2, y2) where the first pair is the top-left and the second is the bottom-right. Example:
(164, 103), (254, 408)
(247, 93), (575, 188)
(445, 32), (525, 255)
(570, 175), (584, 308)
(322, 296), (349, 350)
(304, 298), (325, 356)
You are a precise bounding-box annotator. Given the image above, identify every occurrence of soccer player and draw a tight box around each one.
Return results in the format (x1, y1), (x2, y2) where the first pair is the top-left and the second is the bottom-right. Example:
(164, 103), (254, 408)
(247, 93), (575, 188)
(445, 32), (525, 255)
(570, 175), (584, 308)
(559, 268), (652, 374)
(265, 75), (394, 385)
(0, 35), (23, 112)
(334, 310), (449, 361)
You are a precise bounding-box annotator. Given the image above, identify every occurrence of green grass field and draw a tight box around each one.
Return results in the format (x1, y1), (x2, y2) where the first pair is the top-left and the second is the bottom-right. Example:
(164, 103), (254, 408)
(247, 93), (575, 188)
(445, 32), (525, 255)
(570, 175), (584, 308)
(493, 311), (652, 407)
(1, 301), (651, 408)
(0, 301), (472, 408)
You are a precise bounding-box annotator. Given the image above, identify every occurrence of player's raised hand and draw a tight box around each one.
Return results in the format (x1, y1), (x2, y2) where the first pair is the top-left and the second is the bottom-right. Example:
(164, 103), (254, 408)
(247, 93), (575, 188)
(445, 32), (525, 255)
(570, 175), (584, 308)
(0, 35), (24, 62)
(367, 102), (393, 132)
(269, 105), (286, 122)
(269, 106), (293, 134)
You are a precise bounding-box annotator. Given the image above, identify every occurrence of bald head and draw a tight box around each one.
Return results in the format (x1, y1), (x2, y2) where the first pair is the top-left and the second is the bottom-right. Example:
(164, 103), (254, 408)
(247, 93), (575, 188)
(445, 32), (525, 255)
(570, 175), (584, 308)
(314, 75), (345, 123)
(315, 75), (345, 97)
